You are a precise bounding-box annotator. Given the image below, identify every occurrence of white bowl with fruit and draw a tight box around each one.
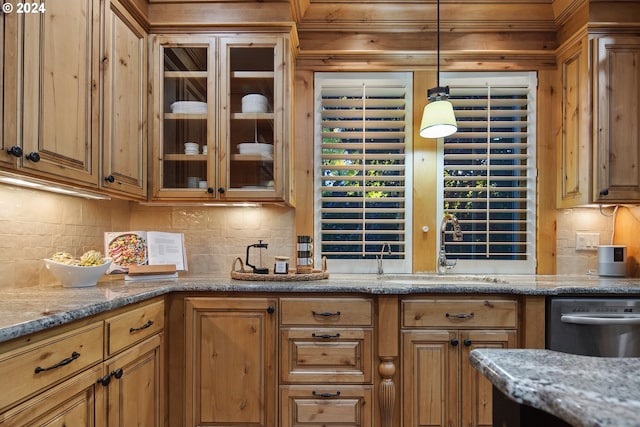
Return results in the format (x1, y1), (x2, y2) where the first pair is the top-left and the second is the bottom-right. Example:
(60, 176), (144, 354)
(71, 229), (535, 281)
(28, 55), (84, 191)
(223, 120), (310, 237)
(44, 250), (112, 288)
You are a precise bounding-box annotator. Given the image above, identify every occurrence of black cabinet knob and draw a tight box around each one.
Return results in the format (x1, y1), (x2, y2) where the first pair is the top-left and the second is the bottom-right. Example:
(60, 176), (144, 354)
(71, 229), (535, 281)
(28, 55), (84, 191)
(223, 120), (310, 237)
(111, 368), (124, 379)
(105, 175), (115, 183)
(600, 189), (609, 196)
(450, 338), (459, 346)
(6, 146), (23, 157)
(267, 306), (275, 314)
(25, 152), (40, 162)
(218, 187), (225, 194)
(463, 338), (472, 346)
(207, 187), (214, 194)
(97, 374), (111, 387)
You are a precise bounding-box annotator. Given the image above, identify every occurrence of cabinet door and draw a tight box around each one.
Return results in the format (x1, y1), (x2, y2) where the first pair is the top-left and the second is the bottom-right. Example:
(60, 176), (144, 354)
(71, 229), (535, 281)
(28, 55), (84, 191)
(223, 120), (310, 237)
(21, 0), (100, 186)
(0, 364), (105, 427)
(1, 9), (19, 168)
(593, 36), (640, 202)
(152, 36), (216, 200)
(184, 297), (277, 427)
(102, 0), (147, 199)
(104, 333), (163, 427)
(218, 35), (288, 201)
(557, 36), (591, 207)
(402, 330), (458, 427)
(460, 330), (517, 427)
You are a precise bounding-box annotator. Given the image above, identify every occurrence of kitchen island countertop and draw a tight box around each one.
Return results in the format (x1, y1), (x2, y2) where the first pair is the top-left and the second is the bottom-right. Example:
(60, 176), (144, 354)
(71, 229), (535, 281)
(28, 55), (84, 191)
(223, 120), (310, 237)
(2, 273), (640, 343)
(469, 348), (640, 427)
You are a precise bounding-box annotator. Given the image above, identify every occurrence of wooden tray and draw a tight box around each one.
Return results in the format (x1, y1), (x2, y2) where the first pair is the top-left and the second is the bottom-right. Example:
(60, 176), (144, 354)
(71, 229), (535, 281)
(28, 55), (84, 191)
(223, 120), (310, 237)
(230, 257), (329, 281)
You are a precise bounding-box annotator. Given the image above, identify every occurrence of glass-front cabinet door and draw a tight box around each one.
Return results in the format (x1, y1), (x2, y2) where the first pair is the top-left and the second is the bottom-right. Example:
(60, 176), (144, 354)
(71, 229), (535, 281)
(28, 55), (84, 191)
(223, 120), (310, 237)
(152, 36), (215, 200)
(151, 34), (290, 202)
(218, 36), (286, 201)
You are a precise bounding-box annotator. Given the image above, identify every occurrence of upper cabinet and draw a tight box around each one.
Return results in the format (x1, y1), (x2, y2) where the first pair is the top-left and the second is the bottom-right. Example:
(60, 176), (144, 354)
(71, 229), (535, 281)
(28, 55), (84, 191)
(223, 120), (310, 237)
(101, 0), (148, 199)
(592, 36), (640, 202)
(1, 0), (149, 200)
(150, 33), (292, 203)
(557, 33), (640, 206)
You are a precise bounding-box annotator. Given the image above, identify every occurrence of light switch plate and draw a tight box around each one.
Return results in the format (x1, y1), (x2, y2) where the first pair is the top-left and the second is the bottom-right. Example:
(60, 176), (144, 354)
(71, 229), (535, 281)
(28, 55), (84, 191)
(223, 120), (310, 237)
(576, 232), (600, 250)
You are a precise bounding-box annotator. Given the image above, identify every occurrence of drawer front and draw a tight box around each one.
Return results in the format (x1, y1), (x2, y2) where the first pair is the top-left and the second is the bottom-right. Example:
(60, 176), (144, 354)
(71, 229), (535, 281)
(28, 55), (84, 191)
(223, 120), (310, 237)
(280, 298), (373, 326)
(280, 385), (373, 427)
(0, 322), (103, 411)
(106, 299), (164, 356)
(281, 328), (372, 383)
(403, 298), (518, 328)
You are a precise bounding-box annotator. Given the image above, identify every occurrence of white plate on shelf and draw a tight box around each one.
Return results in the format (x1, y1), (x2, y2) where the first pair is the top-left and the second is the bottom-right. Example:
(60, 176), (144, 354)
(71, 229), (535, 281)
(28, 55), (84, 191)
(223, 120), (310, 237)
(170, 101), (207, 114)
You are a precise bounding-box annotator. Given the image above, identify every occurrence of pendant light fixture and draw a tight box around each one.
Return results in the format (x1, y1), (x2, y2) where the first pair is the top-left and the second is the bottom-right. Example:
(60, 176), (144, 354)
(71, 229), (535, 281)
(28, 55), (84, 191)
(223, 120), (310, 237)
(419, 0), (457, 139)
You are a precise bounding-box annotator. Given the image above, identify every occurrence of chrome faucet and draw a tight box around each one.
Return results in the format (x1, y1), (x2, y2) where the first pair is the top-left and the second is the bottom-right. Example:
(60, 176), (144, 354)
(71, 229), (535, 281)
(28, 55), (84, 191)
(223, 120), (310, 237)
(439, 214), (463, 273)
(377, 242), (392, 275)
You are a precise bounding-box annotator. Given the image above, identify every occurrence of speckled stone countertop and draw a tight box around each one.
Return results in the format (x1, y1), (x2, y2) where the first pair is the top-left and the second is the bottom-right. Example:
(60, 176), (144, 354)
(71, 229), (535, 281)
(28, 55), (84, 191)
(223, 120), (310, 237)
(469, 348), (640, 427)
(2, 273), (640, 344)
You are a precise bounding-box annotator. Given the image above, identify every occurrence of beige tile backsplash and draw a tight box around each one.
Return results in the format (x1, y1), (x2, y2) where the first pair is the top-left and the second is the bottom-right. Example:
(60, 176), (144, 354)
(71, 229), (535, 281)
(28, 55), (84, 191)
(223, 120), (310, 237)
(0, 182), (619, 288)
(0, 183), (294, 288)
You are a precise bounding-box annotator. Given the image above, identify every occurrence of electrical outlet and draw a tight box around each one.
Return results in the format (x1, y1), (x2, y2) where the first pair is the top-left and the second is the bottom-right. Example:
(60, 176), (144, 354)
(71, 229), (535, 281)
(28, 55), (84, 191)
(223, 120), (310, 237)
(576, 232), (600, 250)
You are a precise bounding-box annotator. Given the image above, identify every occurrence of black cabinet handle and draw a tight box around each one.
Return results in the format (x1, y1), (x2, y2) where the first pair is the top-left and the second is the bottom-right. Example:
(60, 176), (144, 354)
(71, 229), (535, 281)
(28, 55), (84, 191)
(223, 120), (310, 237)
(450, 338), (459, 346)
(111, 368), (124, 379)
(445, 312), (474, 319)
(312, 333), (341, 339)
(600, 189), (609, 196)
(35, 351), (80, 374)
(105, 175), (115, 183)
(218, 187), (225, 194)
(311, 311), (341, 317)
(207, 187), (214, 194)
(267, 306), (275, 314)
(129, 320), (154, 333)
(25, 152), (40, 162)
(312, 390), (341, 398)
(7, 146), (23, 157)
(97, 373), (111, 386)
(463, 338), (472, 347)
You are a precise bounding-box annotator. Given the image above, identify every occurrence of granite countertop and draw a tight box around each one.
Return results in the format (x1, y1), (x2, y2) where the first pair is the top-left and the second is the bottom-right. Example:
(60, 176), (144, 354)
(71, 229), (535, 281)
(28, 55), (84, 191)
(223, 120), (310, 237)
(2, 273), (640, 344)
(469, 348), (640, 427)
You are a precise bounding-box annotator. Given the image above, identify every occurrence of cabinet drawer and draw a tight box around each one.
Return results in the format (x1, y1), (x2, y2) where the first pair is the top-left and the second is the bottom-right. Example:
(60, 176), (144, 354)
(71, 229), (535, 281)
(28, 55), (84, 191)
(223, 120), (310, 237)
(0, 322), (103, 411)
(403, 298), (518, 328)
(280, 298), (373, 326)
(280, 385), (373, 427)
(105, 299), (164, 356)
(281, 328), (372, 383)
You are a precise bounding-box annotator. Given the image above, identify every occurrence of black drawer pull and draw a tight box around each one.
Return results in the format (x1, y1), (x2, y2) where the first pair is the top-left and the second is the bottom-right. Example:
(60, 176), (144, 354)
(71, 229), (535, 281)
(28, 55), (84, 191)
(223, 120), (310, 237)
(130, 320), (154, 333)
(312, 390), (341, 398)
(311, 311), (341, 317)
(35, 351), (80, 374)
(445, 312), (474, 319)
(312, 333), (341, 339)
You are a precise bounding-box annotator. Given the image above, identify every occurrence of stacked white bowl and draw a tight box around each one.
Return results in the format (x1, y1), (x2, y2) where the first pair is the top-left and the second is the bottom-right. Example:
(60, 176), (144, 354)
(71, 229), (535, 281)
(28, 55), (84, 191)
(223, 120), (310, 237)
(242, 94), (269, 113)
(184, 142), (200, 155)
(171, 101), (207, 114)
(238, 142), (274, 156)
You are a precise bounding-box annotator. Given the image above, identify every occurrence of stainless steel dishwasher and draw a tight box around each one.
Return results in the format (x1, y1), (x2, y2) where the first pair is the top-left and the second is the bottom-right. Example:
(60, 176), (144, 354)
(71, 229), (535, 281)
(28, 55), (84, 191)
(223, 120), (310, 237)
(547, 297), (640, 357)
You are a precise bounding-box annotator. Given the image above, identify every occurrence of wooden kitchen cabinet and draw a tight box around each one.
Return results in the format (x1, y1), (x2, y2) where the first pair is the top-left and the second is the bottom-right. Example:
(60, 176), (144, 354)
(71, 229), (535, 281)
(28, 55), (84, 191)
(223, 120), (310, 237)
(592, 36), (640, 202)
(401, 297), (518, 427)
(279, 297), (374, 427)
(0, 298), (165, 427)
(101, 0), (148, 199)
(184, 297), (277, 427)
(557, 33), (640, 205)
(150, 33), (292, 203)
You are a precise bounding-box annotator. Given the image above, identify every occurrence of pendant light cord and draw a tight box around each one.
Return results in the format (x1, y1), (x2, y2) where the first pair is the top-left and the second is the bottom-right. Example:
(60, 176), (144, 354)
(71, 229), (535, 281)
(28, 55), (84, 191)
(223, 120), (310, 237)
(436, 0), (441, 88)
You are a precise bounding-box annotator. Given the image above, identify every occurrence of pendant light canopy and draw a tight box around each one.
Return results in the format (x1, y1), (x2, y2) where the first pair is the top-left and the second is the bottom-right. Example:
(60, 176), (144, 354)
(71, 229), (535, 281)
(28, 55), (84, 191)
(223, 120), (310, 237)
(419, 0), (457, 139)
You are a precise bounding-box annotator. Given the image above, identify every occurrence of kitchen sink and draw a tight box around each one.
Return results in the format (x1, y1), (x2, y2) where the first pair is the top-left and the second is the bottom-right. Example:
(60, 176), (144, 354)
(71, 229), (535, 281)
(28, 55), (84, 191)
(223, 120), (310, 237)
(379, 274), (509, 287)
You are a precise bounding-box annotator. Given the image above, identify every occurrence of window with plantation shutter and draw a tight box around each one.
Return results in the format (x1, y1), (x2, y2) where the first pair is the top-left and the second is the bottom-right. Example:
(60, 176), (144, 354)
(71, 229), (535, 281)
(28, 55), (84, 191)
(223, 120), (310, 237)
(439, 72), (537, 274)
(314, 73), (412, 273)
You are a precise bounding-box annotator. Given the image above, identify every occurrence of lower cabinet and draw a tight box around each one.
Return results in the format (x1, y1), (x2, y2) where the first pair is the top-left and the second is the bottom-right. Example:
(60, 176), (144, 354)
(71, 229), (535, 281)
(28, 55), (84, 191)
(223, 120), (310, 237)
(401, 297), (518, 427)
(184, 297), (277, 427)
(0, 298), (165, 427)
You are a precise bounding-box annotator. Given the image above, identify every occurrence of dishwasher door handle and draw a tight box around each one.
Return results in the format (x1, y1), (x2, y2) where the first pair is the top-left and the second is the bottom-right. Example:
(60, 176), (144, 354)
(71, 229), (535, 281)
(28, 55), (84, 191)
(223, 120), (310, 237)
(561, 314), (640, 325)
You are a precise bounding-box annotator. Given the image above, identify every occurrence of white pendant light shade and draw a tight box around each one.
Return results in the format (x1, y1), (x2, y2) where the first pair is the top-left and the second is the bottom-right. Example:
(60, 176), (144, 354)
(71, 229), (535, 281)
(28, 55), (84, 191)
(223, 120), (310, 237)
(419, 99), (457, 139)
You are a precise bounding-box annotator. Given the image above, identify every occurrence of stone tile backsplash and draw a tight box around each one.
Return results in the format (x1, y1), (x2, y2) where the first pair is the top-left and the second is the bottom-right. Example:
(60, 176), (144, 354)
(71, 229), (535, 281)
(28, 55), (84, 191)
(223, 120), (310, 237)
(0, 182), (619, 288)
